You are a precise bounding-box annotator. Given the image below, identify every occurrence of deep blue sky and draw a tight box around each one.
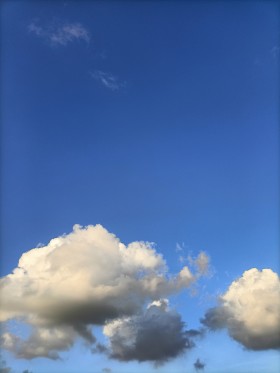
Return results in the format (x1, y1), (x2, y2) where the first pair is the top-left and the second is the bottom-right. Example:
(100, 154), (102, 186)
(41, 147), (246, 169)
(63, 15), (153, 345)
(1, 1), (279, 373)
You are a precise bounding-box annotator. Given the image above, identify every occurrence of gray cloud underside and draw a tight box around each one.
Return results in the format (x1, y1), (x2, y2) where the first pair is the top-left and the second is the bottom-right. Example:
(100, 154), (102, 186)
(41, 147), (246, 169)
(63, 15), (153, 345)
(103, 300), (203, 366)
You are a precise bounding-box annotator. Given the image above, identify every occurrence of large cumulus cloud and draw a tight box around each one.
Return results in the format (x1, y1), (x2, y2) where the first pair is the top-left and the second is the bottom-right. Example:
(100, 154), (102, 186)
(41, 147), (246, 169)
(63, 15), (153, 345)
(201, 268), (280, 350)
(0, 225), (208, 360)
(103, 299), (203, 365)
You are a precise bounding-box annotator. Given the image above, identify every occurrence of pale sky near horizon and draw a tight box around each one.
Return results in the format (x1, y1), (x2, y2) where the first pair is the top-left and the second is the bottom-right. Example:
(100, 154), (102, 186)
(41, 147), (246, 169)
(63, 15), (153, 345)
(1, 1), (279, 373)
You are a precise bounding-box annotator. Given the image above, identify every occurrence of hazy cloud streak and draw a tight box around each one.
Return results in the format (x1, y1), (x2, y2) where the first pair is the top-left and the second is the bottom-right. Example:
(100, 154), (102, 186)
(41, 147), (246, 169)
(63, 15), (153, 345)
(90, 70), (125, 91)
(28, 21), (90, 46)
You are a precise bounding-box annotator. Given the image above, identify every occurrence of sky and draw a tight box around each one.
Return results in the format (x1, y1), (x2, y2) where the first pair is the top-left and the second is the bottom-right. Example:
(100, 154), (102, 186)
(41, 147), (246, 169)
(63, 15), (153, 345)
(0, 1), (279, 373)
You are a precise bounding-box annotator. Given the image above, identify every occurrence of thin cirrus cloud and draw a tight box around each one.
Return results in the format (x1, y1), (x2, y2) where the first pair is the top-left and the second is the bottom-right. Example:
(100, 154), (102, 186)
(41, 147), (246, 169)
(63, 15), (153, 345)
(0, 224), (209, 362)
(28, 20), (125, 91)
(28, 21), (90, 46)
(90, 70), (126, 91)
(201, 268), (280, 350)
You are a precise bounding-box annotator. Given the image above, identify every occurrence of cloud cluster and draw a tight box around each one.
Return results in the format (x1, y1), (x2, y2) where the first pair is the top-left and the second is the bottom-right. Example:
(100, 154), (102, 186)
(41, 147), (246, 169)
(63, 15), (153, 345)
(201, 268), (280, 350)
(103, 299), (202, 365)
(28, 21), (90, 46)
(0, 225), (207, 361)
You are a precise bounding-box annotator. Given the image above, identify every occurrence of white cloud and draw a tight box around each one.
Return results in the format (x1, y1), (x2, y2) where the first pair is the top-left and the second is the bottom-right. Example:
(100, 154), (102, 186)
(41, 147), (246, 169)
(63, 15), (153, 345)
(28, 21), (90, 46)
(90, 70), (125, 91)
(201, 268), (280, 350)
(0, 224), (207, 360)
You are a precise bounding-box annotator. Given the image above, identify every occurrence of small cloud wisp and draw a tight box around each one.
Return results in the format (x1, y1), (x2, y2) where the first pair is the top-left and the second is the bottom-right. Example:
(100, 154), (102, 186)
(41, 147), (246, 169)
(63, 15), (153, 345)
(28, 21), (90, 46)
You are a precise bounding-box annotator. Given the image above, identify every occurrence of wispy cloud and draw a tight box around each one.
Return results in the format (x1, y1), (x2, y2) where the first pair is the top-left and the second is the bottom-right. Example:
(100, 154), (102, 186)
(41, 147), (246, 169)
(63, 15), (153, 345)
(28, 21), (90, 46)
(102, 369), (112, 373)
(90, 70), (125, 91)
(194, 358), (205, 371)
(271, 45), (279, 59)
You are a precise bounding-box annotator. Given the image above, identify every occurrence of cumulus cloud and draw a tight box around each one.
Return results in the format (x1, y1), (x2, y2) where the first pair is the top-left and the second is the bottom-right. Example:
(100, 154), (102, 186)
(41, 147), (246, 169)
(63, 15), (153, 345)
(28, 21), (90, 46)
(103, 299), (203, 365)
(194, 358), (205, 371)
(90, 70), (125, 91)
(1, 324), (93, 360)
(201, 268), (280, 350)
(0, 225), (207, 360)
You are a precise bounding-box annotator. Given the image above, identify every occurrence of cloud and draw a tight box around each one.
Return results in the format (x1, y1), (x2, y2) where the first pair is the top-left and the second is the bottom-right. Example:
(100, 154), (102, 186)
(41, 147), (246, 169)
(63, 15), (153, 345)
(28, 21), (90, 46)
(22, 370), (32, 373)
(188, 251), (210, 277)
(194, 358), (205, 371)
(175, 242), (184, 252)
(0, 225), (207, 360)
(102, 369), (111, 373)
(1, 325), (79, 360)
(103, 299), (203, 365)
(201, 268), (280, 350)
(271, 46), (279, 59)
(0, 359), (11, 373)
(0, 368), (11, 373)
(90, 70), (125, 91)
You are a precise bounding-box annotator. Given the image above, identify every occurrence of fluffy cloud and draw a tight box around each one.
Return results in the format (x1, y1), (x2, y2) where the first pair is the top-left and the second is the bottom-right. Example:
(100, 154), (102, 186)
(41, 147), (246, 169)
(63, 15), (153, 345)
(201, 268), (280, 350)
(28, 21), (90, 46)
(0, 225), (207, 360)
(104, 299), (202, 365)
(103, 299), (202, 365)
(1, 324), (93, 360)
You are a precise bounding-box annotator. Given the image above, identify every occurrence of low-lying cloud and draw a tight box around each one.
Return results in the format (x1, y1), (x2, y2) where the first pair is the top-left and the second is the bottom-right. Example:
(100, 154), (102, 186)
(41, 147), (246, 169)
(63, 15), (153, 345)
(194, 358), (205, 371)
(201, 268), (280, 350)
(0, 224), (208, 361)
(103, 299), (203, 365)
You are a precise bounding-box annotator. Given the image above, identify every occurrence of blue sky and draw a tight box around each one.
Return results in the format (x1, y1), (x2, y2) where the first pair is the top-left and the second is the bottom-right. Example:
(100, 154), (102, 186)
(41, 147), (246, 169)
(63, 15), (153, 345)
(1, 1), (279, 373)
